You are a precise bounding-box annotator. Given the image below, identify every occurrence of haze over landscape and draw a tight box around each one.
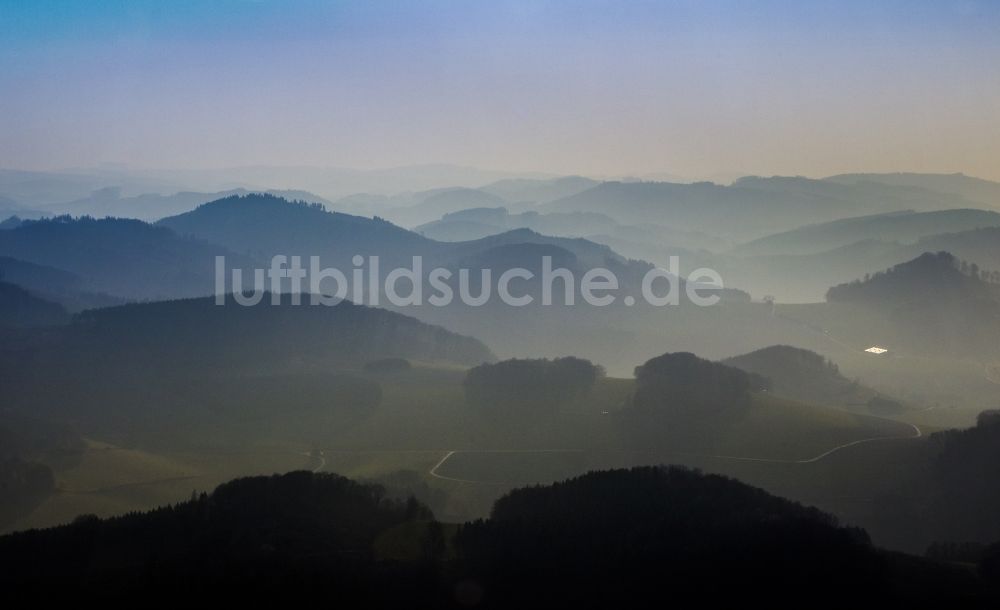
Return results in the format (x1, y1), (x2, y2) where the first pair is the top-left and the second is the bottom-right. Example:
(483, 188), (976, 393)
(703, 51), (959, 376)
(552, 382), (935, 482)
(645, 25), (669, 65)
(3, 0), (1000, 180)
(3, 1), (1000, 606)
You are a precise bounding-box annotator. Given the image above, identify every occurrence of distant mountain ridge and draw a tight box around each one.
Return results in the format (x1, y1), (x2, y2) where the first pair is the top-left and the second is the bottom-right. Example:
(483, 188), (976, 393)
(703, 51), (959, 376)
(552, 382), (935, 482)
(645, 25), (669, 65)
(0, 216), (250, 300)
(733, 209), (1000, 257)
(478, 175), (599, 204)
(158, 193), (650, 276)
(0, 281), (68, 328)
(825, 172), (1000, 208)
(159, 193), (437, 270)
(43, 187), (331, 222)
(544, 176), (992, 242)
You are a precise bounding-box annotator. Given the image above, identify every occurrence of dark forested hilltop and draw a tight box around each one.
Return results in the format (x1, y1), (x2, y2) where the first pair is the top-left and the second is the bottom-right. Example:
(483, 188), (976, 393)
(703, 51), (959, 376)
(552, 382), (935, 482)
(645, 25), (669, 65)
(827, 251), (1000, 305)
(0, 215), (250, 300)
(158, 193), (437, 268)
(0, 280), (68, 328)
(158, 193), (641, 272)
(0, 471), (443, 603)
(0, 467), (991, 606)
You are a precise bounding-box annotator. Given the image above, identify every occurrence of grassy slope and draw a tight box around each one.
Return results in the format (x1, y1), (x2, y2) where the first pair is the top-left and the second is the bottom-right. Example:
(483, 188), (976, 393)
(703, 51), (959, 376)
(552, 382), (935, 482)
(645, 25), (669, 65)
(10, 439), (306, 532)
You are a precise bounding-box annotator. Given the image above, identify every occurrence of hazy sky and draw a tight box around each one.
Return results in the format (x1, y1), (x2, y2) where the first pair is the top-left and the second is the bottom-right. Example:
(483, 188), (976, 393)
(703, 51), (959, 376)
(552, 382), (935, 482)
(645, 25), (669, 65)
(2, 0), (999, 180)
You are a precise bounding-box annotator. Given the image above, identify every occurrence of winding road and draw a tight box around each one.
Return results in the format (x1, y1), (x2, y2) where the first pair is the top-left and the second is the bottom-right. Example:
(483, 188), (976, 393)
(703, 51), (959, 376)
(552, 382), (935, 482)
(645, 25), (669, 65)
(681, 418), (922, 465)
(426, 417), (923, 483)
(299, 450), (326, 473)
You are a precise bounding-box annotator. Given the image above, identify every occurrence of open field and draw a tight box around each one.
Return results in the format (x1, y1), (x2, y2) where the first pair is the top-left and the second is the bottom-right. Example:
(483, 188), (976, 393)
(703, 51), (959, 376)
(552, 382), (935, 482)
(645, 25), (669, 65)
(8, 364), (942, 536)
(9, 439), (308, 532)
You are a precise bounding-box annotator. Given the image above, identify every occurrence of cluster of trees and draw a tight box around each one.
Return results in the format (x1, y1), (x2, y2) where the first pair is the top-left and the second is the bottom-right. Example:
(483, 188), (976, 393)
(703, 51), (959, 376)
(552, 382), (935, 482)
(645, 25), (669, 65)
(628, 352), (760, 418)
(953, 258), (1000, 285)
(463, 357), (603, 414)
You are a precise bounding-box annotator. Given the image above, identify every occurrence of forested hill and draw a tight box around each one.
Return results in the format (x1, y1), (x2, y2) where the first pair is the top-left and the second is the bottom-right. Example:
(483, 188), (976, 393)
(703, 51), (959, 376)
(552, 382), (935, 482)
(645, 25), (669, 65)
(0, 280), (68, 328)
(825, 252), (1000, 358)
(158, 193), (436, 268)
(0, 215), (248, 300)
(827, 251), (1000, 305)
(4, 295), (494, 378)
(723, 345), (866, 407)
(0, 467), (989, 604)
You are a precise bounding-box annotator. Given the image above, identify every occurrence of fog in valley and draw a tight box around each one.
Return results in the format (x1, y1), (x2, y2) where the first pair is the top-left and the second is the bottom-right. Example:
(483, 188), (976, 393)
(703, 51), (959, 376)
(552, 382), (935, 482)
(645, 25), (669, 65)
(3, 1), (1000, 606)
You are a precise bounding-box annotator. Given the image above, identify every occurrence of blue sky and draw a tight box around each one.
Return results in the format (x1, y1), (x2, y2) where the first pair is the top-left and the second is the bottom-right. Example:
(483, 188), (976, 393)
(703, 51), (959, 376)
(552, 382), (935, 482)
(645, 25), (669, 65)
(2, 0), (998, 179)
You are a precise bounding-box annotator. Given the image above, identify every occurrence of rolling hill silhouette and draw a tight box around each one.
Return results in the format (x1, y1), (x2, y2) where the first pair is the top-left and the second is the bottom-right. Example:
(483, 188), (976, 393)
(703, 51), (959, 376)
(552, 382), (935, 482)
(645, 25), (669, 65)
(723, 345), (885, 408)
(822, 252), (1000, 358)
(0, 216), (250, 300)
(0, 467), (988, 604)
(544, 177), (984, 242)
(734, 209), (1000, 257)
(0, 280), (68, 328)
